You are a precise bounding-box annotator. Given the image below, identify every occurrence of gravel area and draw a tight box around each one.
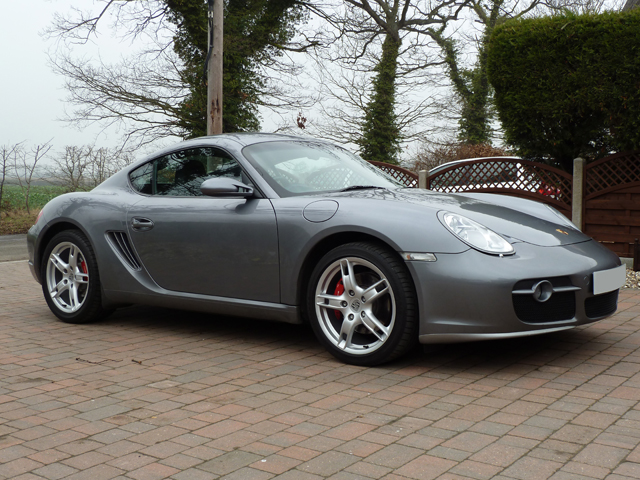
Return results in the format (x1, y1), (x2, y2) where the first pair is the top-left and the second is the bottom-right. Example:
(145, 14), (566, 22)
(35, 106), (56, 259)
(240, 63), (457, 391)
(625, 266), (640, 289)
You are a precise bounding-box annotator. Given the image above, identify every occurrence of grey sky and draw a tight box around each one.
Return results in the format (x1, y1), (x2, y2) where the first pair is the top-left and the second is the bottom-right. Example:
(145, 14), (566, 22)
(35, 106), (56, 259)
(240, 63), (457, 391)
(0, 1), (132, 150)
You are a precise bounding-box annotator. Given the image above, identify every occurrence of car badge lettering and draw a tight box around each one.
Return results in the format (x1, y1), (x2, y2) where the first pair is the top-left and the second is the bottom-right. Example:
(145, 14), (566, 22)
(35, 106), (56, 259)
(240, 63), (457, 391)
(556, 229), (569, 235)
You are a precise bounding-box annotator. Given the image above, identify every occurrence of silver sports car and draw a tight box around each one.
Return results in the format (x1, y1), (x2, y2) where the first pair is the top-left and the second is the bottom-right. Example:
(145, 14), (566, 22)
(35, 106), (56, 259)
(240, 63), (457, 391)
(27, 134), (626, 365)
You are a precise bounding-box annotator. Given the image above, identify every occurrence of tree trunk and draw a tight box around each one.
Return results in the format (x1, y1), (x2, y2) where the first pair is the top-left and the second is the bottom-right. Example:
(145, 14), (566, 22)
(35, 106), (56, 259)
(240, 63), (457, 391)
(358, 35), (401, 164)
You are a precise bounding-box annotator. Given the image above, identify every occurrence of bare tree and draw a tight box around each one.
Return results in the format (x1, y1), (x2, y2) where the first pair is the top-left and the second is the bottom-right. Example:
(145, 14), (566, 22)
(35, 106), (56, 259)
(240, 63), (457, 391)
(50, 51), (187, 149)
(84, 146), (134, 187)
(423, 1), (550, 145)
(12, 141), (53, 214)
(296, 0), (470, 160)
(0, 143), (23, 215)
(46, 1), (314, 147)
(45, 145), (134, 191)
(46, 146), (92, 192)
(415, 0), (626, 147)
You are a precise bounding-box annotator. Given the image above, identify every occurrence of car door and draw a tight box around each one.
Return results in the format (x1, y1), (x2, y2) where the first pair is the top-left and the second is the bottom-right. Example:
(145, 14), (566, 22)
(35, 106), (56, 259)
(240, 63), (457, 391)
(126, 146), (279, 303)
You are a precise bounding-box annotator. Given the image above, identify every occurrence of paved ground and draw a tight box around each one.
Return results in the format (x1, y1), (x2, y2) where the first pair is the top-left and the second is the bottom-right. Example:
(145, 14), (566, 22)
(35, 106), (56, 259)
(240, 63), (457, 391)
(1, 260), (640, 480)
(0, 234), (28, 262)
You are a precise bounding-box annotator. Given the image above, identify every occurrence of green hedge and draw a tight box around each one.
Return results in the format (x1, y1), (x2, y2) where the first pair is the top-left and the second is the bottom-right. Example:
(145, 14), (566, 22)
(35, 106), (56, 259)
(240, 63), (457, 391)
(487, 10), (640, 171)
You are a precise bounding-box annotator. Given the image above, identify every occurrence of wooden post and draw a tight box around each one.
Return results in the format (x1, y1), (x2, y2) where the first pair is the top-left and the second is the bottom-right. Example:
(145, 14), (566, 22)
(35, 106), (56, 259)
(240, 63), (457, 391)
(207, 0), (223, 135)
(634, 238), (639, 272)
(418, 170), (428, 189)
(572, 157), (585, 230)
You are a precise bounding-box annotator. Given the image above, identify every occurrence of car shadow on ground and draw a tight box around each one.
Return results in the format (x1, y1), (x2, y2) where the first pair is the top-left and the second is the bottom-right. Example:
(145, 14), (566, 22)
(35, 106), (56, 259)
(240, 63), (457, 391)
(100, 305), (609, 372)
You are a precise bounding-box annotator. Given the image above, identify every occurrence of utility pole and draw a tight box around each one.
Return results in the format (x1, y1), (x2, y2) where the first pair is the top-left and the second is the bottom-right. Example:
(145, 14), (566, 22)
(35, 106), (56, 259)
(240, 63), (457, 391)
(206, 0), (223, 135)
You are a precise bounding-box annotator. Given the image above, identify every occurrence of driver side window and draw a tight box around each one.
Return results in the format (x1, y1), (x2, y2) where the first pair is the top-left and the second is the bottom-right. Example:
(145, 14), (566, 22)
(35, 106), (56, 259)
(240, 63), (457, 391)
(129, 147), (250, 196)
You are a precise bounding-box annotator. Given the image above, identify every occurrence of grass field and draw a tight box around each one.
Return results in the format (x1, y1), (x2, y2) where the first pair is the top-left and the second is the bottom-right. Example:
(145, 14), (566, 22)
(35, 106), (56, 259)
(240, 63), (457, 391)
(0, 185), (68, 235)
(1, 185), (68, 211)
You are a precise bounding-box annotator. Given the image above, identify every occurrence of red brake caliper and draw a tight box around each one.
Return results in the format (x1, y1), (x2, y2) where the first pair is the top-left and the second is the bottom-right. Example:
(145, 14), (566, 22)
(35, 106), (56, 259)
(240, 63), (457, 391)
(80, 260), (88, 281)
(334, 279), (345, 320)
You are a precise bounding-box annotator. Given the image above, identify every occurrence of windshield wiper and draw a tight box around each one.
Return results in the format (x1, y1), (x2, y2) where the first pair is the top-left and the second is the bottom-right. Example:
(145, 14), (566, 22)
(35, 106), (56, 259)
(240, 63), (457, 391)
(339, 185), (386, 192)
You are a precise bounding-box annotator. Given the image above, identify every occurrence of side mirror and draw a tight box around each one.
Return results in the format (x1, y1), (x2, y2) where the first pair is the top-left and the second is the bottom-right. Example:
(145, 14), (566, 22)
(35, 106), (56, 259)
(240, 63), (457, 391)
(200, 177), (254, 198)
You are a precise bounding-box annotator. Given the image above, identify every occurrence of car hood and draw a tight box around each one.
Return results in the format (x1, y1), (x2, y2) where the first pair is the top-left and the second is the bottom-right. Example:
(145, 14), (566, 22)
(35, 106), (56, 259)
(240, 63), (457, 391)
(325, 188), (590, 247)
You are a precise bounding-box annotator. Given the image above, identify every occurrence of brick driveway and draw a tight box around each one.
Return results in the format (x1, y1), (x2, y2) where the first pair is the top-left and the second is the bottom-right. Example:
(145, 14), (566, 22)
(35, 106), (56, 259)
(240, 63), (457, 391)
(1, 260), (640, 480)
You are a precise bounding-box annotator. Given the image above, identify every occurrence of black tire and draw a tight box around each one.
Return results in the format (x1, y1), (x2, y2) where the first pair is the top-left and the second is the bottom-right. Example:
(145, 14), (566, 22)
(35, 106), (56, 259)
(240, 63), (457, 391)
(307, 242), (418, 366)
(41, 230), (112, 324)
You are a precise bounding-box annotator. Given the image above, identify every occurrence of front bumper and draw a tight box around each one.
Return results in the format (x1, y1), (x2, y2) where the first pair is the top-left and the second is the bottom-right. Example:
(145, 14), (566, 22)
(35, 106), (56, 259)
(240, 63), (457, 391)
(405, 239), (622, 344)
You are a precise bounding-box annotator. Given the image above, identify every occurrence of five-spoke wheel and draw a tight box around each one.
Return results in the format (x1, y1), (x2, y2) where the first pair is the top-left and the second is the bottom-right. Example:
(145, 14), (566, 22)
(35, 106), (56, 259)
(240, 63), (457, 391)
(45, 241), (90, 314)
(308, 242), (417, 365)
(41, 230), (111, 324)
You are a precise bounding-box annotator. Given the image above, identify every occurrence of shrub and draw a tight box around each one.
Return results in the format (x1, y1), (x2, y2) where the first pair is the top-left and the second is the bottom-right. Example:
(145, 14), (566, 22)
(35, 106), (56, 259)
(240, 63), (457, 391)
(487, 9), (640, 171)
(408, 142), (511, 173)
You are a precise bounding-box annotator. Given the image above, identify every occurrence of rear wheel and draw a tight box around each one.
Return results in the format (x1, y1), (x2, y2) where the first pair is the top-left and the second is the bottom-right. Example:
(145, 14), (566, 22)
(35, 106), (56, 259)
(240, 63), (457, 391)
(307, 242), (418, 365)
(41, 230), (112, 324)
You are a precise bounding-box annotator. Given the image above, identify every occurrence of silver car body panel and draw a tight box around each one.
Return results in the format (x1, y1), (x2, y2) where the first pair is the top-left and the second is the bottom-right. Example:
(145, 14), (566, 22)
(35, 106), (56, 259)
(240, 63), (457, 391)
(27, 134), (623, 341)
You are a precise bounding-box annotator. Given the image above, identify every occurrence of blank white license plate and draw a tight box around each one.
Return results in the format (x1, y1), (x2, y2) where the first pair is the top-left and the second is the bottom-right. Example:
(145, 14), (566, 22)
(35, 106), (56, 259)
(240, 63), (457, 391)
(592, 265), (626, 295)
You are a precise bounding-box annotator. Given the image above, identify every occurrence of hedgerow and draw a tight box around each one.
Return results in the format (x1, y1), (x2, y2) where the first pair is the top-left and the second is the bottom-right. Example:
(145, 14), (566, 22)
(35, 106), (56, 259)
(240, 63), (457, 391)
(487, 9), (640, 171)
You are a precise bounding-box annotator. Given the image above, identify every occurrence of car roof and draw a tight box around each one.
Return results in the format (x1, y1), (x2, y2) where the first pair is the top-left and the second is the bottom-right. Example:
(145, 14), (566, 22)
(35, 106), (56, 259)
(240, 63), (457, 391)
(129, 133), (325, 169)
(193, 132), (303, 147)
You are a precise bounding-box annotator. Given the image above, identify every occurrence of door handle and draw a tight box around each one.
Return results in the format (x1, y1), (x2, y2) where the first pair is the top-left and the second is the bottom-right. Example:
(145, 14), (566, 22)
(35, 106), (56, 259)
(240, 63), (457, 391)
(131, 217), (154, 231)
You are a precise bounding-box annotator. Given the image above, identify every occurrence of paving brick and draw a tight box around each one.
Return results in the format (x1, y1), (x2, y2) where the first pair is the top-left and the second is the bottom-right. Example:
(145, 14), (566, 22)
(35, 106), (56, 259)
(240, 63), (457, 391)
(106, 452), (156, 471)
(365, 444), (424, 469)
(344, 460), (392, 479)
(199, 450), (262, 475)
(441, 432), (497, 453)
(449, 459), (503, 480)
(171, 468), (218, 480)
(561, 461), (611, 479)
(394, 454), (456, 480)
(250, 454), (302, 474)
(32, 462), (79, 480)
(60, 463), (125, 480)
(62, 451), (114, 470)
(0, 458), (44, 478)
(127, 462), (180, 480)
(502, 456), (563, 480)
(550, 424), (602, 444)
(469, 443), (530, 468)
(298, 451), (359, 476)
(612, 462), (640, 478)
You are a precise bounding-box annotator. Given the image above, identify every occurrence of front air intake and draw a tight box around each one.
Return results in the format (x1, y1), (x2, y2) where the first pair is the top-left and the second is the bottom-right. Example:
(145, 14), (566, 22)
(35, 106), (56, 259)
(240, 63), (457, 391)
(585, 290), (618, 319)
(512, 276), (578, 323)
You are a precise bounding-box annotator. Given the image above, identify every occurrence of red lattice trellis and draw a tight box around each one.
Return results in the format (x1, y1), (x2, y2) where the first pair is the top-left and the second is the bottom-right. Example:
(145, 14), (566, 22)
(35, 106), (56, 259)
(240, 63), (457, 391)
(585, 151), (640, 198)
(426, 158), (573, 215)
(368, 161), (418, 188)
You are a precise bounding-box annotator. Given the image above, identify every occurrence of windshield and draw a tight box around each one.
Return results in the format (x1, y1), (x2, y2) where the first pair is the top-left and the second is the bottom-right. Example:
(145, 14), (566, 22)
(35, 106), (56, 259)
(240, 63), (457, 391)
(242, 141), (401, 197)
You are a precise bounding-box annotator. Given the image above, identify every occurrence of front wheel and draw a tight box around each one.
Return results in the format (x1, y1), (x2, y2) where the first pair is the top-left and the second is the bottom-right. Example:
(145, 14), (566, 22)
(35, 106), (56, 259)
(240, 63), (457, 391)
(41, 230), (112, 324)
(307, 242), (418, 366)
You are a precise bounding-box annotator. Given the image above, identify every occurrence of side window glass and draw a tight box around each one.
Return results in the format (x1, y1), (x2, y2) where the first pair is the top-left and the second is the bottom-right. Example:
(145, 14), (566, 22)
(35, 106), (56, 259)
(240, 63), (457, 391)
(129, 147), (251, 196)
(155, 149), (207, 196)
(129, 162), (153, 194)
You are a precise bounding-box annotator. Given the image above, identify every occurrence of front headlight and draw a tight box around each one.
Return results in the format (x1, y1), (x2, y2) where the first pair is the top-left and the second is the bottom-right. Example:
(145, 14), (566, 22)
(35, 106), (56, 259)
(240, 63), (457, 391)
(440, 212), (515, 255)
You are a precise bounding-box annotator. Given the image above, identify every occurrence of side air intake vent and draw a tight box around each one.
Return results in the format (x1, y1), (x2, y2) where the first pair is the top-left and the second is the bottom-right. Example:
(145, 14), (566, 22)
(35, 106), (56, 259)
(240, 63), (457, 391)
(106, 231), (141, 271)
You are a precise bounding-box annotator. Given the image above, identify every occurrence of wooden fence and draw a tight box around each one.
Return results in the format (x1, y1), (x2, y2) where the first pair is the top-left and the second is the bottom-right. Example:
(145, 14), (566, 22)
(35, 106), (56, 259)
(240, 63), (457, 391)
(583, 152), (640, 257)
